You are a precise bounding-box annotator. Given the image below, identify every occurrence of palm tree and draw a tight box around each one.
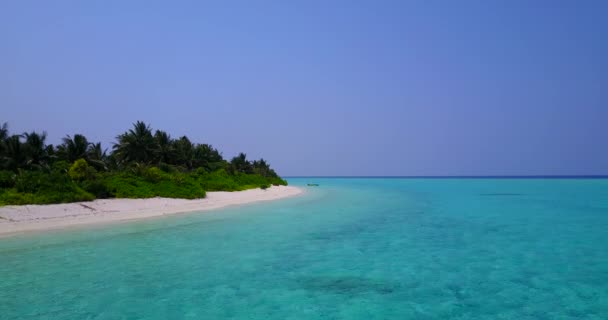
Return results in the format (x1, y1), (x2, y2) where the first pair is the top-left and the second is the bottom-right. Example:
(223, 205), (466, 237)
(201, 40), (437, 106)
(2, 135), (26, 171)
(0, 122), (8, 141)
(230, 152), (253, 174)
(0, 122), (9, 158)
(23, 131), (49, 169)
(173, 136), (194, 169)
(113, 121), (157, 164)
(253, 158), (271, 177)
(154, 130), (175, 164)
(87, 142), (108, 171)
(58, 134), (90, 163)
(45, 144), (56, 160)
(193, 144), (224, 171)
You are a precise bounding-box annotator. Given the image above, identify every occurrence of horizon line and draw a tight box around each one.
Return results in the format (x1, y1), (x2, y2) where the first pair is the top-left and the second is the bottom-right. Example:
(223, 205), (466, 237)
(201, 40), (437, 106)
(284, 175), (608, 179)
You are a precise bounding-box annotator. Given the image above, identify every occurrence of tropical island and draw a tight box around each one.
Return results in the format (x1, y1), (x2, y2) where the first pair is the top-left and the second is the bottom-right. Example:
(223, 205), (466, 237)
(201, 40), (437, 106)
(0, 121), (289, 206)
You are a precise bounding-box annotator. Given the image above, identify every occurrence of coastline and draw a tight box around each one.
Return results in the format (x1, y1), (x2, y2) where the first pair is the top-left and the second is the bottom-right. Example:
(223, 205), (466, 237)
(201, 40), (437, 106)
(0, 185), (303, 237)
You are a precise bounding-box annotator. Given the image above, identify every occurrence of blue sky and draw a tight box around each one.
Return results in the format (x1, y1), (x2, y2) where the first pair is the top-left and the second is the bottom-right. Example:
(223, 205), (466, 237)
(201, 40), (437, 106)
(1, 1), (607, 176)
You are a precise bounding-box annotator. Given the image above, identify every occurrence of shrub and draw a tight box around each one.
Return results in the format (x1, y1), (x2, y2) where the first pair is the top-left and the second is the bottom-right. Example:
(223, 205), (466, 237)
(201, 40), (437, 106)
(0, 171), (16, 188)
(194, 169), (287, 192)
(102, 172), (205, 199)
(260, 184), (269, 190)
(0, 190), (36, 206)
(69, 159), (96, 181)
(7, 170), (94, 204)
(81, 179), (114, 199)
(197, 169), (240, 191)
(14, 171), (52, 193)
(195, 167), (208, 176)
(158, 162), (175, 173)
(51, 161), (70, 174)
(143, 167), (164, 182)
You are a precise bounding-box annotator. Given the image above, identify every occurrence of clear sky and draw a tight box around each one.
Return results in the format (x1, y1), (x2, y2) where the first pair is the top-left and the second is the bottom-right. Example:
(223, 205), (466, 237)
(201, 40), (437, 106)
(1, 1), (607, 176)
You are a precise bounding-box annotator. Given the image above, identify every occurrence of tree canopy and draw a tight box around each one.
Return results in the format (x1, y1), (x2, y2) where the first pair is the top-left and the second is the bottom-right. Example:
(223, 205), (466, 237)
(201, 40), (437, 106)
(0, 121), (286, 205)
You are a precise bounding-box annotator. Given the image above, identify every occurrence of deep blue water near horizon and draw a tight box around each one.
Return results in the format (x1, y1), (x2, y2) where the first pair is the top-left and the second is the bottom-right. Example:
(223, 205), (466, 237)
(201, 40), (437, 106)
(1, 178), (608, 319)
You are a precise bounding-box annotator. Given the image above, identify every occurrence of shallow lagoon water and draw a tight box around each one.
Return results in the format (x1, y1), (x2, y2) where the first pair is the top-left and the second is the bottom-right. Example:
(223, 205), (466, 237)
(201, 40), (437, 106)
(1, 178), (608, 319)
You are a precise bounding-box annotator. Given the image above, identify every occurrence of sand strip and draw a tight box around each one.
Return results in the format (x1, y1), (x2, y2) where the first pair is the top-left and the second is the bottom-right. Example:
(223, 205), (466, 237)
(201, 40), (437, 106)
(0, 185), (303, 237)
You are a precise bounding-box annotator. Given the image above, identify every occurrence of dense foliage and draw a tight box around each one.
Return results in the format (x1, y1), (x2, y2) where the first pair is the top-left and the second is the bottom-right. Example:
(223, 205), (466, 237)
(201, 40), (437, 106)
(0, 121), (286, 205)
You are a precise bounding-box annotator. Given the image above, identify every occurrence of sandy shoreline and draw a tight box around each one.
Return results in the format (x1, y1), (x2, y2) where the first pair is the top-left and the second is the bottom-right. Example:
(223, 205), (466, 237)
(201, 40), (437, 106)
(0, 185), (303, 237)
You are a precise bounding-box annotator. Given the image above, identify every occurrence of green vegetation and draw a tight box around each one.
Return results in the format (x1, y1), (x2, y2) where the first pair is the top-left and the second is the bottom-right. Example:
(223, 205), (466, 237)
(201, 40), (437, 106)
(0, 121), (287, 205)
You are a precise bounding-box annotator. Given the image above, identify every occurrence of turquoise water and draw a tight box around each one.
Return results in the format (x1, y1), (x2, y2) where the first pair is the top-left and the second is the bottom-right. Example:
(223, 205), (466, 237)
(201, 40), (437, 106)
(1, 178), (608, 319)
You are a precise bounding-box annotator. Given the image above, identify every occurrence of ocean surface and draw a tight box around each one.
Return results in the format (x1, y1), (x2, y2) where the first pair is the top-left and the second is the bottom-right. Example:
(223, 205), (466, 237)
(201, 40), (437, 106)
(1, 178), (608, 319)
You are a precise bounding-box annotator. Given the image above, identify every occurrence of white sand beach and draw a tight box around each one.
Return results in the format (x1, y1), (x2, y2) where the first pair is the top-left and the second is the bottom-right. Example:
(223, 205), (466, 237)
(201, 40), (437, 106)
(0, 185), (303, 237)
